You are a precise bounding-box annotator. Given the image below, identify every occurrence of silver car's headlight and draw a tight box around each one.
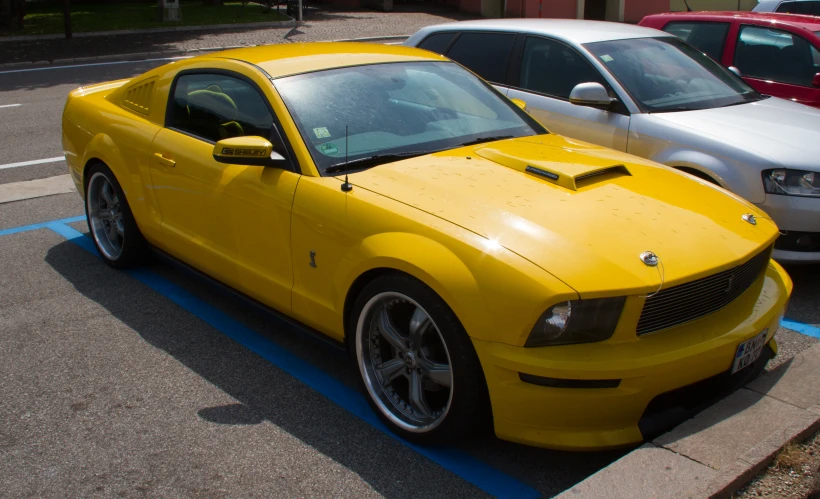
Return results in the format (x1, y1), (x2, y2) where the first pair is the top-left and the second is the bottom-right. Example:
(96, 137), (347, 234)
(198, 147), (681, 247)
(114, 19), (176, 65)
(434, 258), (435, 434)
(525, 297), (625, 347)
(763, 169), (820, 198)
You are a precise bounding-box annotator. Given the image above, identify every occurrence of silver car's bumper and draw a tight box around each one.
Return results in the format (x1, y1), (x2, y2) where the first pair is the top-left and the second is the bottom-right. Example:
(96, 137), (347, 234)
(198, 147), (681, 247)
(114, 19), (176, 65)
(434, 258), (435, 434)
(772, 248), (820, 264)
(757, 194), (820, 263)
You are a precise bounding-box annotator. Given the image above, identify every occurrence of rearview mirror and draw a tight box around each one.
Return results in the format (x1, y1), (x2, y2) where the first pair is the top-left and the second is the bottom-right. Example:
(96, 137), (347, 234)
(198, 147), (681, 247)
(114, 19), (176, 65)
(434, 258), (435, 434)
(728, 66), (742, 78)
(511, 98), (528, 111)
(569, 82), (617, 109)
(213, 136), (283, 166)
(813, 73), (820, 88)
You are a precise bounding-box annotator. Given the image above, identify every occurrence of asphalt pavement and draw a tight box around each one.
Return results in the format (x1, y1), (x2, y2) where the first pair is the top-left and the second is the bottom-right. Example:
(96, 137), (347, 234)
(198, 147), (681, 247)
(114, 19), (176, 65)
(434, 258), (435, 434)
(0, 55), (818, 499)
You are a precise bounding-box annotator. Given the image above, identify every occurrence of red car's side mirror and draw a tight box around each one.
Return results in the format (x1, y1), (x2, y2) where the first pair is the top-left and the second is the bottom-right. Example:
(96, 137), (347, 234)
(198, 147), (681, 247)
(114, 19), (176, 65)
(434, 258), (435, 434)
(813, 73), (820, 88)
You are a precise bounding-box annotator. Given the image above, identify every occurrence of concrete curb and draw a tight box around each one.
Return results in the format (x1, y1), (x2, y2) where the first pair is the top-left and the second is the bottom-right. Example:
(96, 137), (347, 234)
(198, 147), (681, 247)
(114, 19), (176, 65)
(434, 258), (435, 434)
(0, 18), (298, 43)
(0, 35), (409, 68)
(556, 342), (820, 499)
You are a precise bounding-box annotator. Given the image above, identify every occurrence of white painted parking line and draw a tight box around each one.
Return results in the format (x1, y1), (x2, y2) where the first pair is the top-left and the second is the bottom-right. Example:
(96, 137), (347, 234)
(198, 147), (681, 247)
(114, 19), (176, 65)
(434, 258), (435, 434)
(0, 104), (22, 108)
(0, 156), (65, 170)
(0, 56), (190, 75)
(0, 174), (74, 204)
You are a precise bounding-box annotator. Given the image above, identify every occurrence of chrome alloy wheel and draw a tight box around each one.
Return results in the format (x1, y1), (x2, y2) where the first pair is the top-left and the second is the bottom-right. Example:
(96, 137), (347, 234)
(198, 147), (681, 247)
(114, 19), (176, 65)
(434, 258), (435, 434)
(356, 292), (454, 433)
(87, 172), (124, 260)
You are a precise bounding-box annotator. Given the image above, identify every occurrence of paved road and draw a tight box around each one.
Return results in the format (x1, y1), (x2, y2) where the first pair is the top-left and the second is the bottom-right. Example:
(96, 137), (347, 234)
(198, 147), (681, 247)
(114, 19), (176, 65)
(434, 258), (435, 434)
(0, 55), (818, 499)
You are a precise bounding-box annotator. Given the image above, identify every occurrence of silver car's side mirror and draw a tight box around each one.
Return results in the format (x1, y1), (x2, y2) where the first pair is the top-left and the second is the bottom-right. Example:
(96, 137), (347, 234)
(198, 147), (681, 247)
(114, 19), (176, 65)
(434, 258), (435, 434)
(728, 66), (742, 78)
(569, 82), (617, 109)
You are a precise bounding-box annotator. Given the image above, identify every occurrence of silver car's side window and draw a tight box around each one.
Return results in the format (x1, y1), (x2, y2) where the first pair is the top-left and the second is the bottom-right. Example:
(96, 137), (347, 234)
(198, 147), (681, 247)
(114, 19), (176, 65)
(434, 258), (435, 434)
(774, 0), (820, 14)
(518, 36), (608, 101)
(444, 32), (516, 84)
(735, 25), (819, 87)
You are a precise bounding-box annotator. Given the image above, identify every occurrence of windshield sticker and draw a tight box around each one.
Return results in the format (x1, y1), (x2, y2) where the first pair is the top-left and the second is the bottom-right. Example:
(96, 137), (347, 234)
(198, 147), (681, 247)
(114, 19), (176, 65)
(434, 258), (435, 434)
(319, 142), (339, 156)
(600, 54), (614, 63)
(313, 127), (331, 139)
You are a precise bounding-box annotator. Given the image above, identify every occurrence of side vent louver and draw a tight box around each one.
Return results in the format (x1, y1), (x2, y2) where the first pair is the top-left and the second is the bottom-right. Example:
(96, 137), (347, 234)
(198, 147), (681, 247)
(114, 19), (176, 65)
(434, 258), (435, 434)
(122, 78), (156, 115)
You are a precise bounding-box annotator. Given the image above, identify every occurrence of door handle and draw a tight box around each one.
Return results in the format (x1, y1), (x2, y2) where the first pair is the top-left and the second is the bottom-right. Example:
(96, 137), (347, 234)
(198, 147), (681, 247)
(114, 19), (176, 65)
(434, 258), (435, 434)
(153, 153), (176, 167)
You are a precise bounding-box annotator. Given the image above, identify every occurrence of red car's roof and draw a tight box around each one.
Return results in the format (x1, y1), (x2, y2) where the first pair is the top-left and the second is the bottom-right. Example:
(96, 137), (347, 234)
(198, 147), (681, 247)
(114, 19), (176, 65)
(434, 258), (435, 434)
(642, 11), (820, 33)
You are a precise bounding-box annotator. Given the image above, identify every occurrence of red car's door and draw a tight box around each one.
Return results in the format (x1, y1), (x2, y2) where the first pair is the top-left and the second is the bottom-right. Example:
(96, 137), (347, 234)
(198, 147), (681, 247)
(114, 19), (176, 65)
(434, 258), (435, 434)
(732, 24), (820, 108)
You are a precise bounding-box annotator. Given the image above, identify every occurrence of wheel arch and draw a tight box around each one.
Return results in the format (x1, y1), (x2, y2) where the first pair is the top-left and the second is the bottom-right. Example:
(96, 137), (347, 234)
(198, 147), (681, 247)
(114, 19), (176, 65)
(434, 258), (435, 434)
(652, 149), (732, 188)
(338, 232), (487, 346)
(80, 133), (129, 199)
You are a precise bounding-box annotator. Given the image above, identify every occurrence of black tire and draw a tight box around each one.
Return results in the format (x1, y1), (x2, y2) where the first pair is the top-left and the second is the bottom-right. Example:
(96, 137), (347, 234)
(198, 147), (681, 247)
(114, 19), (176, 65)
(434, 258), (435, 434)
(348, 272), (491, 444)
(84, 163), (147, 269)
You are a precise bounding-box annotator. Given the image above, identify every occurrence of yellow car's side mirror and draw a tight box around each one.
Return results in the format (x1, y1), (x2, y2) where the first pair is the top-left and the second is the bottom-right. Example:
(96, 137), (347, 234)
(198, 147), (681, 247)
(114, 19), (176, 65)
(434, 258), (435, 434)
(511, 98), (528, 112)
(212, 136), (285, 166)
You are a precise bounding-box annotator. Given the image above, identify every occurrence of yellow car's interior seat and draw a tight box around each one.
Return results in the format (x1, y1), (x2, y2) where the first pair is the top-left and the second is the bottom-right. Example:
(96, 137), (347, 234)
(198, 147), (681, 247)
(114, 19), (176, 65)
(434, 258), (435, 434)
(184, 85), (244, 141)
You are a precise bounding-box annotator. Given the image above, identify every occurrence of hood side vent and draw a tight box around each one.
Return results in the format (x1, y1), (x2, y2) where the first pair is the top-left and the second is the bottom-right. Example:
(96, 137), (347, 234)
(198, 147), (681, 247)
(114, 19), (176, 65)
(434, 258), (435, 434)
(574, 165), (630, 189)
(122, 78), (156, 116)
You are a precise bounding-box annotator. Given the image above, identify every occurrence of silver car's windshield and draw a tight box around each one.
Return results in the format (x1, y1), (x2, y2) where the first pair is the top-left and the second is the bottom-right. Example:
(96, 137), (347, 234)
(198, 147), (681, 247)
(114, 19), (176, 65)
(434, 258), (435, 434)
(585, 37), (763, 113)
(274, 61), (545, 174)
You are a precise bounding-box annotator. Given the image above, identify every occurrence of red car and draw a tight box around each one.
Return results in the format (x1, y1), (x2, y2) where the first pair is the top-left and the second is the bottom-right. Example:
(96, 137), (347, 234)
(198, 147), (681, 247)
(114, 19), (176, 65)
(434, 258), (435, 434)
(640, 11), (820, 108)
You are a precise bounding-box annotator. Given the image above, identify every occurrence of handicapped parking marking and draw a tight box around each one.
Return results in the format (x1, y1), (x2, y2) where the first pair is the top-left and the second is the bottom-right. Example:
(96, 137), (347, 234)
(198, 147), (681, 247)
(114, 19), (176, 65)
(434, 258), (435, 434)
(1, 216), (540, 499)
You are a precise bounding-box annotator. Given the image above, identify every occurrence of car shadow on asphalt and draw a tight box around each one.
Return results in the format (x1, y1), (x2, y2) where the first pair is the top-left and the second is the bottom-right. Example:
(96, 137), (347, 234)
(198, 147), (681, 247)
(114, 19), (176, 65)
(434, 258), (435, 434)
(783, 264), (820, 326)
(45, 235), (627, 498)
(649, 355), (796, 446)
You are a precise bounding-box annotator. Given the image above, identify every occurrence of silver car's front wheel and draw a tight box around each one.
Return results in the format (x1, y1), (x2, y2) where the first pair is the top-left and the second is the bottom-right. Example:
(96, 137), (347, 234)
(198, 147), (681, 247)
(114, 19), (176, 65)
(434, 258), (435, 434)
(351, 274), (489, 444)
(357, 292), (454, 433)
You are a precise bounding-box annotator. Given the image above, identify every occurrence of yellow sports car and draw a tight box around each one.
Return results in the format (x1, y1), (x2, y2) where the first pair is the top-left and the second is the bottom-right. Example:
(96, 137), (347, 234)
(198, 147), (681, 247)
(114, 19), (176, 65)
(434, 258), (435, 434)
(62, 43), (791, 450)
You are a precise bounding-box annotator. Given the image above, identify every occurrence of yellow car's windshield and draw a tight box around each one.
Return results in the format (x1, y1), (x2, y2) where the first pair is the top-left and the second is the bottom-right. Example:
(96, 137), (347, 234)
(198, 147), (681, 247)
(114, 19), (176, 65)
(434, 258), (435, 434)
(274, 61), (546, 175)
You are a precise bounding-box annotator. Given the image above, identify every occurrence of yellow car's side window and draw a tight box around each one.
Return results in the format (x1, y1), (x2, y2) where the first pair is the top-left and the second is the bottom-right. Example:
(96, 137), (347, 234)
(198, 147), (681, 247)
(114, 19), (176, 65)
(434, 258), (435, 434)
(167, 73), (274, 143)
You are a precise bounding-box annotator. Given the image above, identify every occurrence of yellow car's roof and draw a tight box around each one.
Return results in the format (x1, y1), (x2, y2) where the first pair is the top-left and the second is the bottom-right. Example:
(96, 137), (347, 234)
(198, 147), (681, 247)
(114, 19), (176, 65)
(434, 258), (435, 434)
(210, 42), (448, 79)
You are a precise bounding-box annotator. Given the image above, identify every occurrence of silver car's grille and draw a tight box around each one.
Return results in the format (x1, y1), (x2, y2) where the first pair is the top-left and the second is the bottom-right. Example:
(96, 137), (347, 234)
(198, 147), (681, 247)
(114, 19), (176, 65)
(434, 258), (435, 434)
(636, 247), (771, 336)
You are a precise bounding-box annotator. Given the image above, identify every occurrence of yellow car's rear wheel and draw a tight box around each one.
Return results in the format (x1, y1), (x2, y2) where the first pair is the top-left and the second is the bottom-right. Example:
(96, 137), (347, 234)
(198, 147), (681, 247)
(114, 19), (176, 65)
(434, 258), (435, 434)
(85, 163), (146, 269)
(351, 273), (490, 443)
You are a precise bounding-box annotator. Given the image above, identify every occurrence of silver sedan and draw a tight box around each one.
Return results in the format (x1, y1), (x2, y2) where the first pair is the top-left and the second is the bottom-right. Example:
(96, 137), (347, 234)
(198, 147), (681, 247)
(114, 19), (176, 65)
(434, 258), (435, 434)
(405, 19), (820, 263)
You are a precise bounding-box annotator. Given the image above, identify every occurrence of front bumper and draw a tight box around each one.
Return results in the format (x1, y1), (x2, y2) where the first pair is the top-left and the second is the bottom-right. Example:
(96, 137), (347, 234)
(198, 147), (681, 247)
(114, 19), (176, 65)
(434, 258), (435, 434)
(757, 193), (820, 263)
(473, 262), (792, 450)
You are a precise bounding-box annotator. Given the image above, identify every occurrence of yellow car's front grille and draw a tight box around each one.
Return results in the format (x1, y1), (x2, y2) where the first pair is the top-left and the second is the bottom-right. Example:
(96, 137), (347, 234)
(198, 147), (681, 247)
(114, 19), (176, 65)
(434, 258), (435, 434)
(637, 246), (772, 335)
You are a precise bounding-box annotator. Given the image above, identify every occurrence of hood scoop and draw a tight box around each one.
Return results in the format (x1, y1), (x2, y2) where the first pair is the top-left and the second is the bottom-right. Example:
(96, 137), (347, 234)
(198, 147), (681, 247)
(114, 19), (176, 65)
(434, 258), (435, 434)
(475, 139), (630, 191)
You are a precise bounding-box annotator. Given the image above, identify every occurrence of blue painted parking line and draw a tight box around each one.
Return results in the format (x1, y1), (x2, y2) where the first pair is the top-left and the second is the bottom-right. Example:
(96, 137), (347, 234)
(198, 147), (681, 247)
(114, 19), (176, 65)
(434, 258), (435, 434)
(0, 215), (85, 237)
(781, 319), (820, 339)
(44, 221), (541, 499)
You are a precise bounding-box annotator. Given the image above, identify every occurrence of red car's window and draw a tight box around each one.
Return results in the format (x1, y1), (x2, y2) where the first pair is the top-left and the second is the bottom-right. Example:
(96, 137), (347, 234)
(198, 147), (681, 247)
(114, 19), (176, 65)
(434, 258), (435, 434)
(735, 25), (820, 87)
(662, 21), (730, 62)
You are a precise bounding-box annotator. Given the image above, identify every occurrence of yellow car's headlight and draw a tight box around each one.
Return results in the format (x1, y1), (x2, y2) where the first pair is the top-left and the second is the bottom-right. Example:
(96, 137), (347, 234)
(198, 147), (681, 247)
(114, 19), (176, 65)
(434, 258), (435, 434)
(525, 297), (625, 347)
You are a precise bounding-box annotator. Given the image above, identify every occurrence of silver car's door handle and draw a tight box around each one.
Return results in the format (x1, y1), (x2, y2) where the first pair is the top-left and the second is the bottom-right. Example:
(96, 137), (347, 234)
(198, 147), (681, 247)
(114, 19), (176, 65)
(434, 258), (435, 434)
(153, 153), (176, 167)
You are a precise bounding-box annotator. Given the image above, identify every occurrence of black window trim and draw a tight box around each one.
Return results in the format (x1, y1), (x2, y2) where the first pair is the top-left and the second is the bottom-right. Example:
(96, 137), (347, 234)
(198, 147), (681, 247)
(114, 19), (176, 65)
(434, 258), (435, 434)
(734, 23), (818, 89)
(508, 34), (631, 116)
(661, 20), (732, 62)
(164, 68), (301, 174)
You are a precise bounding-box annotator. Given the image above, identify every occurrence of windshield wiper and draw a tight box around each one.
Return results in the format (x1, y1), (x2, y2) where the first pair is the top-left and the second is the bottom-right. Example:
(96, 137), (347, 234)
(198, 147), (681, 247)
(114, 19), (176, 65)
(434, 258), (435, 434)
(457, 135), (514, 147)
(324, 151), (429, 174)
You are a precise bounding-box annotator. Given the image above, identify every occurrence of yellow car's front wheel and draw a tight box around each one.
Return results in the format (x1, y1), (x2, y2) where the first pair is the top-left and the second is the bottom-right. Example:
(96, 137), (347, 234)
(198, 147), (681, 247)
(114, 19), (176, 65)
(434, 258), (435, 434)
(350, 273), (490, 444)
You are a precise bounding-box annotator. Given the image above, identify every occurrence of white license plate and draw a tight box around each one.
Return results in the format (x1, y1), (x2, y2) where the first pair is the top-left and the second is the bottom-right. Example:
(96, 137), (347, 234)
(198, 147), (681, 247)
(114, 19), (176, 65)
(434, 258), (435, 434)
(732, 328), (769, 374)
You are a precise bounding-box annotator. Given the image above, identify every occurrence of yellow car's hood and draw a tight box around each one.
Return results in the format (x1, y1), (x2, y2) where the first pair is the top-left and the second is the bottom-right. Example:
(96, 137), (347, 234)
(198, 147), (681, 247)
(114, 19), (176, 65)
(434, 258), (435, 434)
(349, 135), (779, 297)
